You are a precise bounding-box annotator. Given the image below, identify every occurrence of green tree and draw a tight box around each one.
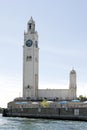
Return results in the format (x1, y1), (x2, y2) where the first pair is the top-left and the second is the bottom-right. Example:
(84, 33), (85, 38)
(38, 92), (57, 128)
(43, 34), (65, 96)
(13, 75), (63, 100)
(78, 95), (87, 101)
(40, 100), (49, 108)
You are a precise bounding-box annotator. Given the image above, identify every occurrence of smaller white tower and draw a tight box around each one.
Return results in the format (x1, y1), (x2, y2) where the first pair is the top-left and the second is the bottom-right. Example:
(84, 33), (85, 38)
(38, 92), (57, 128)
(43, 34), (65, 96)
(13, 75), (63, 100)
(69, 69), (77, 99)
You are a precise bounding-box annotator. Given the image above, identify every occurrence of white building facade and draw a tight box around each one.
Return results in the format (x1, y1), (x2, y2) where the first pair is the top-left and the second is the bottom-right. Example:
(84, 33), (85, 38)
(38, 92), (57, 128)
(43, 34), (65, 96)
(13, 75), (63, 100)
(23, 17), (77, 100)
(38, 69), (77, 100)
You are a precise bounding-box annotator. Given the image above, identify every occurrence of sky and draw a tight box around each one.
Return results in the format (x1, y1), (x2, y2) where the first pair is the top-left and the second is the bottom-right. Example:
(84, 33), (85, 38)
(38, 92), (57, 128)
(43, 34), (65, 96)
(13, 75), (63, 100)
(0, 0), (87, 107)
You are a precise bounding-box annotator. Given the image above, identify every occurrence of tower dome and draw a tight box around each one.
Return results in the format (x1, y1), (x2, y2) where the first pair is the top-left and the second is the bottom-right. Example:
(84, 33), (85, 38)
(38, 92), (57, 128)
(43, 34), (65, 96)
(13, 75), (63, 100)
(70, 69), (76, 74)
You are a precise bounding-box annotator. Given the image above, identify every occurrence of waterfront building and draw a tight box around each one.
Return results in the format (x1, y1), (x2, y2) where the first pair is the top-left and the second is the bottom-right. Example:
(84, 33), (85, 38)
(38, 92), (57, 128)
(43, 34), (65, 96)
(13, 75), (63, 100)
(23, 17), (77, 100)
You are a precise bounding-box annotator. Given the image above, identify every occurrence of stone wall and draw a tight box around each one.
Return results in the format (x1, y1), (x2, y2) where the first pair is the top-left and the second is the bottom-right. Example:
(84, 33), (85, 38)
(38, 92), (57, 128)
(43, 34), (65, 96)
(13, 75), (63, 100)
(4, 107), (87, 121)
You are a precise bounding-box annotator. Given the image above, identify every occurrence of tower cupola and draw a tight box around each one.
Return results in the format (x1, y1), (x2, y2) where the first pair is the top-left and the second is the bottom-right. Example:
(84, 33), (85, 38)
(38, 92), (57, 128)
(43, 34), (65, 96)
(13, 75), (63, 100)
(27, 17), (35, 33)
(70, 69), (76, 74)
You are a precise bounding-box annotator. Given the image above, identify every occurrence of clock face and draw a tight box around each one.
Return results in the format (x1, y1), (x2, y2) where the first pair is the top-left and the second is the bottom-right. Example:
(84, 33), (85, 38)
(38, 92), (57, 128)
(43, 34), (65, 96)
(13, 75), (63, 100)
(26, 39), (33, 47)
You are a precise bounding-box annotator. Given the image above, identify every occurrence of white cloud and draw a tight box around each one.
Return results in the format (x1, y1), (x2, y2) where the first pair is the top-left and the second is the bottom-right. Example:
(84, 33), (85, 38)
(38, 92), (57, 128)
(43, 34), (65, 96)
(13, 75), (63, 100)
(41, 44), (87, 59)
(77, 82), (87, 97)
(0, 75), (22, 108)
(39, 82), (68, 89)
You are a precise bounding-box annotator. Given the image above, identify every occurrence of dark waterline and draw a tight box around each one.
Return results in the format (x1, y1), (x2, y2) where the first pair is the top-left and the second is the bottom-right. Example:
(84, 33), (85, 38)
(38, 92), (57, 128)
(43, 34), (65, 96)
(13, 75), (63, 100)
(0, 114), (87, 130)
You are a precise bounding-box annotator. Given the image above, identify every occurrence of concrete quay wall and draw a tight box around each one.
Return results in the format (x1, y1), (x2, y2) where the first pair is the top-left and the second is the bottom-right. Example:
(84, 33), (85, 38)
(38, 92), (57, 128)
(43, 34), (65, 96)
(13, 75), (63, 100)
(3, 107), (87, 121)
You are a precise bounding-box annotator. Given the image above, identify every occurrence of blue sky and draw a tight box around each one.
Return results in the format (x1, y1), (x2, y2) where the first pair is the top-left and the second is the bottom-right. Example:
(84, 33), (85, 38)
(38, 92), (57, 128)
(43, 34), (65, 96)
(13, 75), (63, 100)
(0, 0), (87, 107)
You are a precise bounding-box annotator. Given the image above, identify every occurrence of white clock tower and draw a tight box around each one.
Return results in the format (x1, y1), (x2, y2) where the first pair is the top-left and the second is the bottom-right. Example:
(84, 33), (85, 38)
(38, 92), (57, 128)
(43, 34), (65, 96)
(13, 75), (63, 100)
(23, 17), (39, 98)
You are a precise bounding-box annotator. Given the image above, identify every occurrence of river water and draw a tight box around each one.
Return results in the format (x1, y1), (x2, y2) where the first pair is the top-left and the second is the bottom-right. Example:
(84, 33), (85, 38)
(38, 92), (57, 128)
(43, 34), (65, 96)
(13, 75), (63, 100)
(0, 114), (87, 130)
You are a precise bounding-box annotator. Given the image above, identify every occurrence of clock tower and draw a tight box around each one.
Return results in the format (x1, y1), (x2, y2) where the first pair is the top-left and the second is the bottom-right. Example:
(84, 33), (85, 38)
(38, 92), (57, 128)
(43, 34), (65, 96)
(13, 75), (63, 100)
(23, 17), (39, 98)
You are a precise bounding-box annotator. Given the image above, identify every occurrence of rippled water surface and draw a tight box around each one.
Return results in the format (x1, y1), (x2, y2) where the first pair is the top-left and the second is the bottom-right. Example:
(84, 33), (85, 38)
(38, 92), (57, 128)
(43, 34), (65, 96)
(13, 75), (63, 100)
(0, 114), (87, 130)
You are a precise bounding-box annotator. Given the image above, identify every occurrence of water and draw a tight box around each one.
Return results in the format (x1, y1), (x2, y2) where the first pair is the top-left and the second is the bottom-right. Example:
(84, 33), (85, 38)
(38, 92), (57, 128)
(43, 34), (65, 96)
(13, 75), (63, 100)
(0, 114), (87, 130)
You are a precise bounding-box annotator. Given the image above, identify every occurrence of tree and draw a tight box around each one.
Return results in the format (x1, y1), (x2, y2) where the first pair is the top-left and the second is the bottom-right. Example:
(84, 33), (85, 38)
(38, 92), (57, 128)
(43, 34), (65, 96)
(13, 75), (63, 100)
(40, 100), (49, 108)
(78, 95), (87, 101)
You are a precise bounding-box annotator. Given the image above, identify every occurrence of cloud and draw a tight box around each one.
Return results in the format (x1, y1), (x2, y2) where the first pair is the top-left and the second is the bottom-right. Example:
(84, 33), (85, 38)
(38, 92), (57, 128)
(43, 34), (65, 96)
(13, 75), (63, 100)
(41, 44), (87, 59)
(39, 82), (68, 89)
(77, 82), (87, 97)
(0, 75), (22, 108)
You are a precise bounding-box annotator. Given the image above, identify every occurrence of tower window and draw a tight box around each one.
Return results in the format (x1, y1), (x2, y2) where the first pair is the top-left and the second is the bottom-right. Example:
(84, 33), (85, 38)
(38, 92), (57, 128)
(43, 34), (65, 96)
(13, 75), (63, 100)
(29, 24), (31, 29)
(27, 85), (30, 88)
(35, 41), (38, 48)
(26, 56), (32, 61)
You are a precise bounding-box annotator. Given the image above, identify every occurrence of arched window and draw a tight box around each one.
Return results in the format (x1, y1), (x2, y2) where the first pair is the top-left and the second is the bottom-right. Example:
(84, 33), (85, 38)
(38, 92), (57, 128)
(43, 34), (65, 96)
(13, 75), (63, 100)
(29, 24), (31, 29)
(26, 56), (32, 61)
